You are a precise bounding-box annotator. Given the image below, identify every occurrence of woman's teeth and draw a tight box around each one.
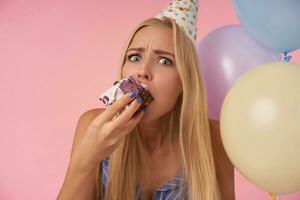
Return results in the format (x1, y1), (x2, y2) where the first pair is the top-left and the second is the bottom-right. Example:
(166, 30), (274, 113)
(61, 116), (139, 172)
(140, 83), (148, 89)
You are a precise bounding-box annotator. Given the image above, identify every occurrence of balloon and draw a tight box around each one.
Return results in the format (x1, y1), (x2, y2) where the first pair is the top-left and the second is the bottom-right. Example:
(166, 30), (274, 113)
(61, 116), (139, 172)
(220, 62), (300, 194)
(197, 25), (281, 121)
(232, 0), (300, 53)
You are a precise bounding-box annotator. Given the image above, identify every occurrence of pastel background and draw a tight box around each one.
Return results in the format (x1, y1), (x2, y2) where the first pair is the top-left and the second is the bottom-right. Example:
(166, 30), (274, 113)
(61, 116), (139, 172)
(0, 0), (299, 199)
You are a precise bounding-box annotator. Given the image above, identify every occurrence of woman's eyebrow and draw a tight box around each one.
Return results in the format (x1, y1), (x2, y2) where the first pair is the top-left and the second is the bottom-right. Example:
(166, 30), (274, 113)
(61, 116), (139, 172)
(127, 47), (174, 58)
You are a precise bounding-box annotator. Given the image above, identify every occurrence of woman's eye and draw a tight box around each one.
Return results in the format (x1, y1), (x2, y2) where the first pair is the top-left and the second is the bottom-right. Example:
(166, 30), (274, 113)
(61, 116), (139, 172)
(128, 54), (140, 62)
(158, 57), (173, 65)
(127, 54), (173, 65)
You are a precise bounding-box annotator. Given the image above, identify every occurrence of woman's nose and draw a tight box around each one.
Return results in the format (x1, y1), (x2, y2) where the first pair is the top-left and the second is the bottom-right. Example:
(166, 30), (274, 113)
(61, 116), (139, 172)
(136, 59), (152, 81)
(138, 73), (150, 80)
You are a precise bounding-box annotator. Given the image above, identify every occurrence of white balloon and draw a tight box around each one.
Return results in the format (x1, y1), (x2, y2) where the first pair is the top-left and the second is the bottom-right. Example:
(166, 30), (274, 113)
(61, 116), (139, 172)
(220, 62), (300, 194)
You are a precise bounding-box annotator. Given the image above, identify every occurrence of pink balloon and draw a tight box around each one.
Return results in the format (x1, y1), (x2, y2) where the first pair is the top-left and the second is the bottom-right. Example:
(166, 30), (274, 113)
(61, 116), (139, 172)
(197, 25), (281, 120)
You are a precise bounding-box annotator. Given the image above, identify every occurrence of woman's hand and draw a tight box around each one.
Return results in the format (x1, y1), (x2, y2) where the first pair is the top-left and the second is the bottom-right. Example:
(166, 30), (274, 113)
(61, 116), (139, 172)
(70, 92), (144, 171)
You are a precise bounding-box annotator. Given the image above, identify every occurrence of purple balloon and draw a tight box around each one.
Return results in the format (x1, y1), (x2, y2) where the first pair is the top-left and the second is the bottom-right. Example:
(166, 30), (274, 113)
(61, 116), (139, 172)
(197, 25), (281, 121)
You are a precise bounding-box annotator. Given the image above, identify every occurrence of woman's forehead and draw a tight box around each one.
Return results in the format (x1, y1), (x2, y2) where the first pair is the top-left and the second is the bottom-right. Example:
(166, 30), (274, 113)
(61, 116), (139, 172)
(128, 25), (174, 53)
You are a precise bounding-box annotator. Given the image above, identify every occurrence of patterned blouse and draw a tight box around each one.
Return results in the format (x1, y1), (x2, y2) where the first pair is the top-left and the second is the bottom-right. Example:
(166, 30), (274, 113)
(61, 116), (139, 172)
(99, 158), (188, 200)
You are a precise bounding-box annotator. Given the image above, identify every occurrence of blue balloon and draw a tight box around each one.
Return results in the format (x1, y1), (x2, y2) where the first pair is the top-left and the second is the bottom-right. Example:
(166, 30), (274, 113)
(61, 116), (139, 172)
(232, 0), (300, 53)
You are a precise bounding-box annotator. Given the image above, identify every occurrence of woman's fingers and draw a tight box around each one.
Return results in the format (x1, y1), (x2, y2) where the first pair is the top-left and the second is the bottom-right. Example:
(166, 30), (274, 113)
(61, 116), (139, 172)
(125, 109), (144, 131)
(112, 96), (143, 128)
(115, 109), (144, 139)
(92, 92), (144, 142)
(101, 92), (137, 122)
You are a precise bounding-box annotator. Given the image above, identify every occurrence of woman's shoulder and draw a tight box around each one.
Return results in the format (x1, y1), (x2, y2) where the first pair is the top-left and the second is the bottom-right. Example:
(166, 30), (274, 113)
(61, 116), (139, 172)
(208, 119), (235, 199)
(80, 108), (105, 119)
(208, 119), (221, 146)
(77, 108), (106, 128)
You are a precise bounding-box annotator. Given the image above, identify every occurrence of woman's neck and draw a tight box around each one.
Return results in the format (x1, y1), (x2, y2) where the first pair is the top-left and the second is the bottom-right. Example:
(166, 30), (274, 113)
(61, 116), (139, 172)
(138, 119), (172, 156)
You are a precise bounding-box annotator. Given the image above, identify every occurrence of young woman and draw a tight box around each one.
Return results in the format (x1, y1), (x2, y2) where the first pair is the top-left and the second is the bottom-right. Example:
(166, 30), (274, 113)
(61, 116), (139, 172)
(57, 3), (235, 200)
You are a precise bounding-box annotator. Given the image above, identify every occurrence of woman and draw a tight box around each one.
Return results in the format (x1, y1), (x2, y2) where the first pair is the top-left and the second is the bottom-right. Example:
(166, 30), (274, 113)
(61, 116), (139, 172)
(57, 1), (235, 200)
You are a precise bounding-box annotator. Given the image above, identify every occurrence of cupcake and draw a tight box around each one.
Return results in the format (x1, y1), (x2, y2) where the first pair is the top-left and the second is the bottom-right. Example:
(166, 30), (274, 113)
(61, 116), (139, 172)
(99, 75), (154, 116)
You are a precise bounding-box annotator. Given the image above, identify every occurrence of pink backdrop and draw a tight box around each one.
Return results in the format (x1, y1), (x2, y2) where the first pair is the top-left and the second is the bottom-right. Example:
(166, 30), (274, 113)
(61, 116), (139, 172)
(0, 0), (299, 199)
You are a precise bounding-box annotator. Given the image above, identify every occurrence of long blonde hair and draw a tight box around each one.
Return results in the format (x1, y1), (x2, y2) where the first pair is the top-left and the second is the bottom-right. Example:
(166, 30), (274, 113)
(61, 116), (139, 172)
(95, 17), (220, 200)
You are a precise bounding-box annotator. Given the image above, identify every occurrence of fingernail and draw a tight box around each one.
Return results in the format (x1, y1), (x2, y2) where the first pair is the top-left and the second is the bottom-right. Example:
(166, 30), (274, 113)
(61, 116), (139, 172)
(137, 96), (143, 104)
(129, 92), (137, 98)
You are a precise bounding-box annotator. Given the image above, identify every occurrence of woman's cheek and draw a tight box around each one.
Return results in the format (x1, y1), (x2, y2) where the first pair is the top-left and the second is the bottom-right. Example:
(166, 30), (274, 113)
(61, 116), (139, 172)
(154, 92), (177, 114)
(121, 67), (132, 78)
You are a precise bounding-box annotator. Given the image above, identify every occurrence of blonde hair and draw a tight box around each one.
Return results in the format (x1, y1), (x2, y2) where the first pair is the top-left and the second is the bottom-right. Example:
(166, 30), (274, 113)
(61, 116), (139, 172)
(95, 17), (221, 200)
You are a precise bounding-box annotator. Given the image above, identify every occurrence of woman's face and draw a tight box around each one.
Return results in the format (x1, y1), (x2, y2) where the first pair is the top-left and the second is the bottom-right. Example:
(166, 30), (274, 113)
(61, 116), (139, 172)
(122, 24), (182, 123)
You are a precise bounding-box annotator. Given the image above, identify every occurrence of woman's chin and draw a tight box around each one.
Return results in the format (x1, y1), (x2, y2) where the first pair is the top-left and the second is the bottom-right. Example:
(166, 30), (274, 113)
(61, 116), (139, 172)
(139, 111), (150, 123)
(138, 101), (156, 123)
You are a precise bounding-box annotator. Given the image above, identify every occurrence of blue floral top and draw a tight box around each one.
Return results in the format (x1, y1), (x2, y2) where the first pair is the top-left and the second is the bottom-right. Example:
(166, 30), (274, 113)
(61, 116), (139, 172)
(99, 158), (188, 200)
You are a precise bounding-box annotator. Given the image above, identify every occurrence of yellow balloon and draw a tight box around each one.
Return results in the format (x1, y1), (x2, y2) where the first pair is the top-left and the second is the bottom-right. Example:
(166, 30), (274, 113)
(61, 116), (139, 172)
(268, 192), (277, 200)
(220, 62), (300, 194)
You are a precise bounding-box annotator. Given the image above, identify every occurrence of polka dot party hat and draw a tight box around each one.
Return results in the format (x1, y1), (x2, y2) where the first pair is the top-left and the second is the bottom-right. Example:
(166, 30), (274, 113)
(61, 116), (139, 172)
(155, 0), (199, 45)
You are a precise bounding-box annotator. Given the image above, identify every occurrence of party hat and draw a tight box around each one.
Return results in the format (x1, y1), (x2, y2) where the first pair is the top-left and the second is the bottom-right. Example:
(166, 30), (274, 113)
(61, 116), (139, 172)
(155, 0), (199, 44)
